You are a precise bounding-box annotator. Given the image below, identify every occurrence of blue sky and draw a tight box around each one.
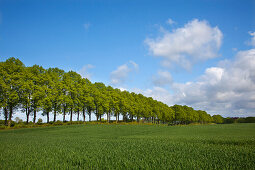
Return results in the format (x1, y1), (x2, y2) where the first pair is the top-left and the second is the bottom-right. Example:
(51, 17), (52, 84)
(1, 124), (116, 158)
(1, 0), (255, 120)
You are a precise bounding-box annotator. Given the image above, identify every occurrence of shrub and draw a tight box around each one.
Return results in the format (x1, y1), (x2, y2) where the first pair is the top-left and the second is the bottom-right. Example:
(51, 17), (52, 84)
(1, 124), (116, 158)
(37, 118), (43, 125)
(53, 120), (63, 126)
(14, 123), (27, 129)
(245, 117), (255, 123)
(0, 125), (6, 129)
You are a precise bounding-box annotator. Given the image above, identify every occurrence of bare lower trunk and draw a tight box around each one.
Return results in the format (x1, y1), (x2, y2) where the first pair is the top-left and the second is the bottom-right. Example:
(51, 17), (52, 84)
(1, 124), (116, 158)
(116, 113), (118, 123)
(100, 114), (101, 122)
(70, 108), (73, 122)
(131, 115), (133, 121)
(118, 113), (119, 122)
(54, 110), (56, 122)
(47, 112), (49, 123)
(107, 112), (110, 123)
(26, 113), (29, 124)
(4, 107), (8, 126)
(26, 107), (30, 124)
(77, 109), (80, 121)
(63, 109), (66, 122)
(33, 109), (36, 124)
(137, 116), (139, 122)
(89, 111), (91, 121)
(83, 108), (85, 122)
(8, 106), (13, 127)
(96, 108), (98, 121)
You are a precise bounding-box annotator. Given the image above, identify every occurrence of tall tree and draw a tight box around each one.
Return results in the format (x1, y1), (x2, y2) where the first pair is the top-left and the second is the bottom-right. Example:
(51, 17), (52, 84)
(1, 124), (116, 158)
(30, 65), (45, 124)
(63, 71), (81, 122)
(20, 67), (34, 123)
(0, 58), (24, 126)
(47, 68), (65, 122)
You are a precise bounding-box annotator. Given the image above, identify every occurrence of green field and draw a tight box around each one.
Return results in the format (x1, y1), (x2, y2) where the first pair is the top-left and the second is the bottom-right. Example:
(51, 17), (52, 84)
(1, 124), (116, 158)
(0, 124), (254, 169)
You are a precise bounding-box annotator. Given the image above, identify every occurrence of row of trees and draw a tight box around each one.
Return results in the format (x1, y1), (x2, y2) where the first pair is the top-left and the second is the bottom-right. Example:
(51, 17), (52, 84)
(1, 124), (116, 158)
(0, 57), (222, 126)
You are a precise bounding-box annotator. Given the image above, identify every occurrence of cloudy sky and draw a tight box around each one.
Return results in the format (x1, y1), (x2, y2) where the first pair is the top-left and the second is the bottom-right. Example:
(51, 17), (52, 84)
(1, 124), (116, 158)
(0, 0), (255, 118)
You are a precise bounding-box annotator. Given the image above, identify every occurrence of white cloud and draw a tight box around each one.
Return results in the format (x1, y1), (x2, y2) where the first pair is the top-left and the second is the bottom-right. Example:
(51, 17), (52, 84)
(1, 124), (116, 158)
(145, 19), (223, 70)
(166, 18), (175, 25)
(143, 86), (174, 105)
(173, 48), (255, 116)
(152, 70), (172, 86)
(248, 31), (255, 46)
(137, 48), (255, 117)
(84, 23), (91, 30)
(78, 64), (94, 79)
(110, 61), (138, 85)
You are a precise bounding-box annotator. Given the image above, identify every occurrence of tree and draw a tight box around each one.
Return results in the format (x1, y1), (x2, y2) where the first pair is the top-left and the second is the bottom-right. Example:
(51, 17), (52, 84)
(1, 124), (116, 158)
(93, 82), (106, 121)
(212, 115), (224, 124)
(0, 58), (24, 126)
(171, 105), (186, 124)
(63, 71), (81, 122)
(20, 66), (34, 124)
(0, 57), (217, 126)
(47, 68), (65, 122)
(30, 65), (46, 124)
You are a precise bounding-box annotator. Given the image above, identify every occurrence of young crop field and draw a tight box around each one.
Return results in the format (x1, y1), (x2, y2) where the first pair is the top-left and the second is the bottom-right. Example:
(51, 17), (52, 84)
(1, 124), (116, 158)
(0, 123), (254, 169)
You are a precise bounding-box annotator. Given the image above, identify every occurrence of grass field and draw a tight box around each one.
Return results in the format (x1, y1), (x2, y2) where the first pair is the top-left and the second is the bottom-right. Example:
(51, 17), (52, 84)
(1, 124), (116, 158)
(0, 123), (254, 169)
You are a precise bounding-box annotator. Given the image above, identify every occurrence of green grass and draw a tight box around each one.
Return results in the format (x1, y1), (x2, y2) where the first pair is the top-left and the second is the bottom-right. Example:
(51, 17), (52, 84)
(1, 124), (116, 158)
(0, 123), (254, 169)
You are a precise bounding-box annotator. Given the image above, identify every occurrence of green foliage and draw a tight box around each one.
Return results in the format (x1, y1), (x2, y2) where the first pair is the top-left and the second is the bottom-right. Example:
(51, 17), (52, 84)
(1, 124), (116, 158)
(0, 124), (254, 169)
(212, 115), (224, 124)
(53, 120), (63, 126)
(1, 57), (252, 126)
(224, 117), (236, 124)
(37, 118), (43, 125)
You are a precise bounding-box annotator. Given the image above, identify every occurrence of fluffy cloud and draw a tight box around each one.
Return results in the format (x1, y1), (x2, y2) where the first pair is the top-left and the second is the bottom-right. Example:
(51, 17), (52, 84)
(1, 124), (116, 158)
(174, 49), (255, 116)
(110, 61), (138, 85)
(139, 48), (255, 117)
(78, 64), (94, 79)
(152, 70), (172, 86)
(133, 86), (174, 106)
(145, 19), (223, 69)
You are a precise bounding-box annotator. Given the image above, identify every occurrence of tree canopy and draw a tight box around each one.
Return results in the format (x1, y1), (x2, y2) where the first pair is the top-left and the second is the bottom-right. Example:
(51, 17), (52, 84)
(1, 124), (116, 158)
(0, 57), (219, 126)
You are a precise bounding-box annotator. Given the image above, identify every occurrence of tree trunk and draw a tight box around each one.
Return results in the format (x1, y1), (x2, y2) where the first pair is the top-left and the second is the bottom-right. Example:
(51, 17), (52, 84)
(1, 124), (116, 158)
(54, 109), (56, 122)
(70, 108), (73, 122)
(116, 113), (118, 123)
(26, 113), (29, 124)
(26, 107), (30, 124)
(89, 111), (91, 122)
(8, 106), (13, 127)
(96, 108), (98, 121)
(131, 115), (133, 121)
(137, 116), (139, 122)
(108, 112), (110, 123)
(83, 108), (86, 122)
(33, 109), (36, 124)
(77, 109), (80, 121)
(100, 114), (101, 122)
(4, 107), (8, 126)
(47, 112), (49, 123)
(118, 113), (119, 122)
(63, 109), (66, 122)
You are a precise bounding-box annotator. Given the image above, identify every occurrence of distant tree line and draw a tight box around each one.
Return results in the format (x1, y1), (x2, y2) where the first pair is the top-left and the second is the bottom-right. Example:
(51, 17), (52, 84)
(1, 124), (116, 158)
(0, 58), (253, 127)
